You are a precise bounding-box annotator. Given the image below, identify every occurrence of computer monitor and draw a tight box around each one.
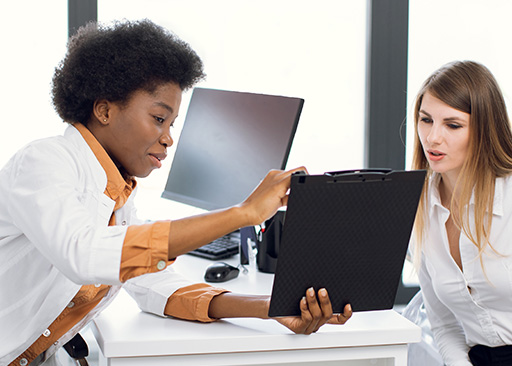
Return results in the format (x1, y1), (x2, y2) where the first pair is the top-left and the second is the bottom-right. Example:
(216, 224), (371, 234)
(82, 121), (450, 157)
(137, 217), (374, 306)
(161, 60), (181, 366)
(162, 87), (304, 211)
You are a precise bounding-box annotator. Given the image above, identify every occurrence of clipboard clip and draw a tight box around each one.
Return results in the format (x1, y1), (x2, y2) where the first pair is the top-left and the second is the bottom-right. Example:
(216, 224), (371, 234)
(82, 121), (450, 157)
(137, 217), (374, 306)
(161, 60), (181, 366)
(324, 169), (393, 183)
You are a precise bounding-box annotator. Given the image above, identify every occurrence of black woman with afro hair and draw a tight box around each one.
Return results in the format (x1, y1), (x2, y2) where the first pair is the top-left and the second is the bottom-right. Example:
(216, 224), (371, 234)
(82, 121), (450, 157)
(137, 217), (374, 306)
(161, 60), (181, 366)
(0, 19), (351, 366)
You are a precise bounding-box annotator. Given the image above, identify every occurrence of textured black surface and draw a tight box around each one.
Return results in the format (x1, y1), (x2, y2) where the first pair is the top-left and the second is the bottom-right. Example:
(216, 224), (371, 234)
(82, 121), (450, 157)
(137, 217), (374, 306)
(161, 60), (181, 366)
(268, 170), (425, 317)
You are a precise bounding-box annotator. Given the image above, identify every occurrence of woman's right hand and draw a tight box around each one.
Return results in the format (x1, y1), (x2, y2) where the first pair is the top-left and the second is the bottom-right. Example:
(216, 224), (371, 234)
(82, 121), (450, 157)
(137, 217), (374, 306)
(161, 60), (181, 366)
(239, 166), (308, 226)
(273, 287), (352, 334)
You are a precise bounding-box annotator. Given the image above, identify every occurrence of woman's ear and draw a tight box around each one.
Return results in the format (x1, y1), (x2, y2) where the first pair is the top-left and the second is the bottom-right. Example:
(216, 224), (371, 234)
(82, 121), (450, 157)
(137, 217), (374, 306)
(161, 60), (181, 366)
(92, 99), (111, 125)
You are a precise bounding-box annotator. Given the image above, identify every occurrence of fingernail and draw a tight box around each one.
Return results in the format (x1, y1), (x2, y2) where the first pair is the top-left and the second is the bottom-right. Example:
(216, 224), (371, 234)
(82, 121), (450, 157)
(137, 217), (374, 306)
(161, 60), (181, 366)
(319, 288), (327, 297)
(302, 296), (307, 304)
(308, 287), (315, 296)
(347, 304), (352, 312)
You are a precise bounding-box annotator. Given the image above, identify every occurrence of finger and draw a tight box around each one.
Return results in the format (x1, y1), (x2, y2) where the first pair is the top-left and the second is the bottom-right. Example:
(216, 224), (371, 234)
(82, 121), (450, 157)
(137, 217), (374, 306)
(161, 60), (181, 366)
(270, 166), (307, 184)
(308, 288), (334, 332)
(275, 167), (308, 204)
(342, 303), (353, 323)
(317, 288), (334, 321)
(289, 166), (309, 175)
(327, 304), (353, 325)
(282, 166), (308, 178)
(281, 194), (289, 207)
(303, 287), (322, 334)
(294, 295), (310, 334)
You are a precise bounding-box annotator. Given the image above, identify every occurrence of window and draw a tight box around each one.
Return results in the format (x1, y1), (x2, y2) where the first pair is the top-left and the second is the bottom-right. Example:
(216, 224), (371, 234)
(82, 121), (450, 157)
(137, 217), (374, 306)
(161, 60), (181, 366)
(406, 0), (512, 167)
(0, 0), (68, 169)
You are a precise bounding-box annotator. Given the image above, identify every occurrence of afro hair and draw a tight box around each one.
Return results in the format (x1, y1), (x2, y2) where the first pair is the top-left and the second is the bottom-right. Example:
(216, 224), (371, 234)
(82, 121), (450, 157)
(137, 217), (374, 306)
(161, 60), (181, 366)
(52, 19), (205, 124)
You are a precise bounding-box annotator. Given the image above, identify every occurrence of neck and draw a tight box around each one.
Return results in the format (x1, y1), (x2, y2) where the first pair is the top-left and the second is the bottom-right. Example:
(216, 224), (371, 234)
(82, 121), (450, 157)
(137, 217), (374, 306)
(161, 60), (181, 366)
(81, 121), (130, 180)
(439, 172), (460, 208)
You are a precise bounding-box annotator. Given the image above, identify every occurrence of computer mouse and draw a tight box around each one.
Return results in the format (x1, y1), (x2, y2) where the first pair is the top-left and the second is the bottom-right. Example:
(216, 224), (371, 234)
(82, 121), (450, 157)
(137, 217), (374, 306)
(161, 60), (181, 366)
(204, 262), (240, 283)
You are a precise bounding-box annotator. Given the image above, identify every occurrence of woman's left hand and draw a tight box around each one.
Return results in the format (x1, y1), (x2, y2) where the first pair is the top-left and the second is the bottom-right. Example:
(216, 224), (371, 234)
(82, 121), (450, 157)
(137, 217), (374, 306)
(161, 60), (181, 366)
(273, 287), (352, 334)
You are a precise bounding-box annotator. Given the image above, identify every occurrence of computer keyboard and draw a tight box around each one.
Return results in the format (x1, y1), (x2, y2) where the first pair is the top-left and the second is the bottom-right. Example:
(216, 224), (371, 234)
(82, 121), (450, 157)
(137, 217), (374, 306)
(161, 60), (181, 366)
(187, 231), (240, 260)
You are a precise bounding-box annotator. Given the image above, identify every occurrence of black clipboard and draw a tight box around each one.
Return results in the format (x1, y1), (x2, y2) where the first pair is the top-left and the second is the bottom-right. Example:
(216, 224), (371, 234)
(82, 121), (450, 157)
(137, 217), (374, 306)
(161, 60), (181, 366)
(268, 169), (426, 317)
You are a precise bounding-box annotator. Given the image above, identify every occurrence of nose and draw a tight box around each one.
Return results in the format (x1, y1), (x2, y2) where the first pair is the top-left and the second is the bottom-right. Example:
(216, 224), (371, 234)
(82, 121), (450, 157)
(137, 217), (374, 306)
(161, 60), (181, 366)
(426, 123), (442, 145)
(160, 129), (173, 148)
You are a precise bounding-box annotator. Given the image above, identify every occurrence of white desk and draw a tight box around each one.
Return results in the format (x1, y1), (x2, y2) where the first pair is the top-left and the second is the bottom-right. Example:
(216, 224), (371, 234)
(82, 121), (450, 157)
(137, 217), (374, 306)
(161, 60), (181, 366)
(92, 255), (421, 366)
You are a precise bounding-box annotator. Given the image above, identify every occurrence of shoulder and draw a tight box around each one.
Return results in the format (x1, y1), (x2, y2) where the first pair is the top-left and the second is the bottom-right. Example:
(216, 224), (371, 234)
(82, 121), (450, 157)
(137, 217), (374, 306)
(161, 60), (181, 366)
(494, 174), (512, 201)
(498, 173), (512, 187)
(494, 174), (512, 213)
(9, 133), (80, 178)
(4, 125), (106, 189)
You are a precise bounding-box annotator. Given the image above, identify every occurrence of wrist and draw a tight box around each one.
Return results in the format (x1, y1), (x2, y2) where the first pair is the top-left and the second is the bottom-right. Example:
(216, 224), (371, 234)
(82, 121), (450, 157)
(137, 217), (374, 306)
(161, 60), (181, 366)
(233, 204), (256, 227)
(260, 297), (271, 319)
(248, 296), (271, 319)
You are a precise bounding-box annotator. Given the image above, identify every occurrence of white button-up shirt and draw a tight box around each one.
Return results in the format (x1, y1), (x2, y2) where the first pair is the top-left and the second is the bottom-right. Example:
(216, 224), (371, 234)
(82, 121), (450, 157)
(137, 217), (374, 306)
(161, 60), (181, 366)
(418, 173), (512, 366)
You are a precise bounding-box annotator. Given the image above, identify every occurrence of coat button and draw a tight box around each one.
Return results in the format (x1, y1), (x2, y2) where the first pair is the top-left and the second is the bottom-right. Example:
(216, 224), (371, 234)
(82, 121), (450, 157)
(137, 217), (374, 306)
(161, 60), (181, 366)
(157, 260), (166, 270)
(20, 358), (28, 366)
(43, 329), (51, 337)
(121, 220), (127, 226)
(67, 301), (75, 308)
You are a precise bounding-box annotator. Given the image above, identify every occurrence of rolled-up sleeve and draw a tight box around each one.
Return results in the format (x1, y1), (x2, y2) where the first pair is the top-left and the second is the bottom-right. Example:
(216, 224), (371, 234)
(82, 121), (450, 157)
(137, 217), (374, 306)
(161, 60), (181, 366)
(119, 221), (172, 282)
(164, 283), (229, 322)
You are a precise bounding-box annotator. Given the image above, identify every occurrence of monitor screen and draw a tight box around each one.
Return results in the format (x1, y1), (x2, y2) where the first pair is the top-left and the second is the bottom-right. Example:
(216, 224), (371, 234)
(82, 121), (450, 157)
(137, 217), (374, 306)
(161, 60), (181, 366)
(162, 87), (303, 211)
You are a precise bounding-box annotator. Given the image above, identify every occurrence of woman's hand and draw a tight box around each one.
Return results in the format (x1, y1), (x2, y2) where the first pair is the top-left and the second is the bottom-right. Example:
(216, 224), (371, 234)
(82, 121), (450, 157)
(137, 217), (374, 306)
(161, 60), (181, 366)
(240, 166), (308, 226)
(273, 287), (352, 334)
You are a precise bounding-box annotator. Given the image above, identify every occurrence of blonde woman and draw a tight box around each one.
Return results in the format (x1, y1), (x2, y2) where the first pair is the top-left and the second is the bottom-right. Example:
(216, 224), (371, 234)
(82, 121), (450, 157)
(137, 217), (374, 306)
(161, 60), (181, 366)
(411, 60), (512, 366)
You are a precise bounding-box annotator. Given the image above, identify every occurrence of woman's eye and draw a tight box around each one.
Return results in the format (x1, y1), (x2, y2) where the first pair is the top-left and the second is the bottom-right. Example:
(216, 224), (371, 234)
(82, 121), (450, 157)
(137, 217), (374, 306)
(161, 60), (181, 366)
(447, 123), (462, 129)
(420, 117), (432, 123)
(154, 116), (165, 123)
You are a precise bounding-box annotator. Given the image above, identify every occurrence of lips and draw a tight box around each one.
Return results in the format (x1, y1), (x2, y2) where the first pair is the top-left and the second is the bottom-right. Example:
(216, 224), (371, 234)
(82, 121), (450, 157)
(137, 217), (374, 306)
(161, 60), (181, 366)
(427, 149), (445, 161)
(149, 152), (167, 168)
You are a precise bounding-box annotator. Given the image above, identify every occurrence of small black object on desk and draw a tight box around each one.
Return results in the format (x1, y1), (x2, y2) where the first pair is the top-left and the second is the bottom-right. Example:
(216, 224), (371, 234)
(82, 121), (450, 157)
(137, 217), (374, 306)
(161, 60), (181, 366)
(204, 262), (240, 283)
(256, 211), (285, 274)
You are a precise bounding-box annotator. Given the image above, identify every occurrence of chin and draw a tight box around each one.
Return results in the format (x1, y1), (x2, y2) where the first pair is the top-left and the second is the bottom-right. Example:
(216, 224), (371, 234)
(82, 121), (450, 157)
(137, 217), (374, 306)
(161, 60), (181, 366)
(135, 171), (152, 178)
(139, 167), (157, 178)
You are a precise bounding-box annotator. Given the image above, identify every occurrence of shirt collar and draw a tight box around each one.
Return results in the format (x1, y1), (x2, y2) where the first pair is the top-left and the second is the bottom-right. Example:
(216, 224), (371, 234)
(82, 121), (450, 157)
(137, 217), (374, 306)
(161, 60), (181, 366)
(429, 173), (443, 210)
(73, 123), (136, 210)
(429, 172), (503, 217)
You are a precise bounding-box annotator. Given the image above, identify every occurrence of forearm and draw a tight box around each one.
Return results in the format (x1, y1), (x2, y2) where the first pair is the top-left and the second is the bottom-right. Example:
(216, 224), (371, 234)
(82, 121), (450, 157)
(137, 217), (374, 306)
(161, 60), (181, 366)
(167, 206), (251, 259)
(166, 167), (304, 259)
(208, 293), (270, 319)
(432, 324), (471, 366)
(419, 263), (471, 365)
(208, 288), (352, 335)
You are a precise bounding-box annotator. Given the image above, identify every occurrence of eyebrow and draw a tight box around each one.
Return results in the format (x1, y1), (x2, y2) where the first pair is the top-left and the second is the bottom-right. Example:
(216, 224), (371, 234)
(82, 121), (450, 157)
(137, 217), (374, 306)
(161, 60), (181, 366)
(154, 101), (174, 113)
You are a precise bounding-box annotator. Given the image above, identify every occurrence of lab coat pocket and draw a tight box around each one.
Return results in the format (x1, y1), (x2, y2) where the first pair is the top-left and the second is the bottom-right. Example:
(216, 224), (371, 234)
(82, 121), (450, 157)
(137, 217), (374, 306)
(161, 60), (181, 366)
(96, 193), (115, 226)
(81, 190), (115, 227)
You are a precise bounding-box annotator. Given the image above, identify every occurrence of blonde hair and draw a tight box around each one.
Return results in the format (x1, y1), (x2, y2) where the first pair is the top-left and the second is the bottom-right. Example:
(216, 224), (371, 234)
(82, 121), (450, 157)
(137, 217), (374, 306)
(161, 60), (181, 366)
(412, 61), (512, 266)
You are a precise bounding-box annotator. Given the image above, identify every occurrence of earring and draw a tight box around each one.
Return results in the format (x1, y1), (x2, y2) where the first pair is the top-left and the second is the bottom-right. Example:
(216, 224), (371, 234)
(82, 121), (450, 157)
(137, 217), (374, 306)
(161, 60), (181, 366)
(103, 119), (107, 122)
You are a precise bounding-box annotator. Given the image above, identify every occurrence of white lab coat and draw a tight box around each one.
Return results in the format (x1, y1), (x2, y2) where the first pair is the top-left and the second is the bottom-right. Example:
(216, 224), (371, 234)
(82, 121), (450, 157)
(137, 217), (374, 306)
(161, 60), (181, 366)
(0, 125), (193, 365)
